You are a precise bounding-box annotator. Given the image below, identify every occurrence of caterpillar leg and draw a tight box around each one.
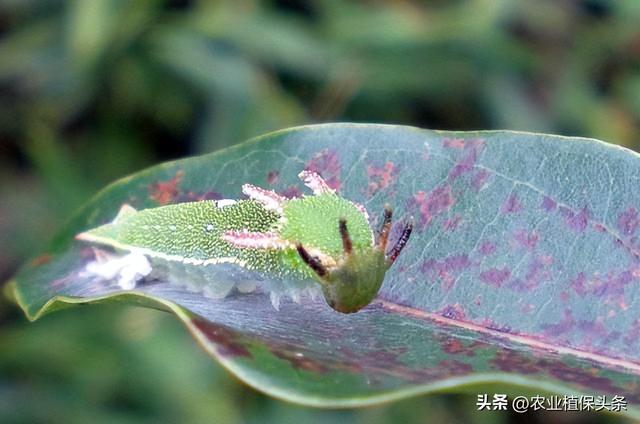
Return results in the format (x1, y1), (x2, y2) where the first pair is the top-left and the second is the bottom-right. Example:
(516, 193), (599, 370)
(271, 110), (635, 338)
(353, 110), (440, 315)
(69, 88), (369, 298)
(338, 218), (353, 255)
(296, 243), (328, 277)
(386, 218), (414, 264)
(377, 205), (393, 251)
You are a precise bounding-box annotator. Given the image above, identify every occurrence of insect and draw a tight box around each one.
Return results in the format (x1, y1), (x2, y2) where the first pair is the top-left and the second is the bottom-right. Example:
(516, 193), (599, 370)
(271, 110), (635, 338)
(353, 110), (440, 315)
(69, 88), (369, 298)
(76, 170), (413, 313)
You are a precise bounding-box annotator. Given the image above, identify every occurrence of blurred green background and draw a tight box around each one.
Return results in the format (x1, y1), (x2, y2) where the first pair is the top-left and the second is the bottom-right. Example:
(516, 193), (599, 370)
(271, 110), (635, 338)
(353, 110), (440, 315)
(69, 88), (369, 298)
(1, 0), (639, 423)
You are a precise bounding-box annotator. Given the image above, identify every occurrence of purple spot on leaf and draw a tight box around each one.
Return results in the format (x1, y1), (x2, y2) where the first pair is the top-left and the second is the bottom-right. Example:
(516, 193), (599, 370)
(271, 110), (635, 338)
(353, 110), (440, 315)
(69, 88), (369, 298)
(422, 254), (471, 290)
(512, 229), (539, 250)
(306, 149), (341, 191)
(542, 310), (575, 337)
(508, 255), (552, 292)
(447, 138), (485, 181)
(442, 214), (462, 231)
(466, 138), (485, 149)
(560, 206), (589, 232)
(192, 319), (251, 358)
(410, 185), (455, 227)
(593, 270), (635, 297)
(525, 255), (552, 288)
(366, 161), (398, 196)
(541, 196), (557, 211)
(478, 241), (496, 256)
(491, 351), (627, 398)
(267, 170), (279, 185)
(149, 170), (184, 205)
(490, 350), (540, 374)
(449, 149), (477, 180)
(281, 186), (302, 199)
(440, 339), (478, 357)
(442, 138), (466, 149)
(547, 364), (620, 395)
(617, 207), (639, 236)
(479, 267), (511, 287)
(559, 291), (570, 302)
(576, 319), (608, 340)
(570, 272), (587, 296)
(501, 194), (523, 214)
(572, 268), (640, 299)
(471, 169), (491, 191)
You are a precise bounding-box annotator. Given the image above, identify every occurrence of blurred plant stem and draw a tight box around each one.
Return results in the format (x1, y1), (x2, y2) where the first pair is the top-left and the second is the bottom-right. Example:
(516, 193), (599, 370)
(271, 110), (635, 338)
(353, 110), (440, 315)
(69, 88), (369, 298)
(24, 117), (92, 213)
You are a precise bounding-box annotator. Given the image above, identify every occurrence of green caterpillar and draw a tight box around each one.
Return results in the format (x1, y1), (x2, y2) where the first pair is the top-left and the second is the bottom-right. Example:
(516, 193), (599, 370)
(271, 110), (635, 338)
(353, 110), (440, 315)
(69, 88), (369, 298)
(77, 170), (412, 313)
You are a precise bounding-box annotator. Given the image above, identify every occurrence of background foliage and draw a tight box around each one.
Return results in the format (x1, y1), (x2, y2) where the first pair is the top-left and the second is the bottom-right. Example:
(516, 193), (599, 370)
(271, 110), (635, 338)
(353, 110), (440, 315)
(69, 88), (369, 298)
(1, 0), (639, 423)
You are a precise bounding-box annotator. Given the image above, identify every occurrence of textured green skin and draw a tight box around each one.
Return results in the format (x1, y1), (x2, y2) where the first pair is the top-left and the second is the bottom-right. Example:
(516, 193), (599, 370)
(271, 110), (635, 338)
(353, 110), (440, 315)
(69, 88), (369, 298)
(79, 190), (385, 312)
(282, 194), (373, 257)
(82, 200), (289, 272)
(322, 249), (388, 313)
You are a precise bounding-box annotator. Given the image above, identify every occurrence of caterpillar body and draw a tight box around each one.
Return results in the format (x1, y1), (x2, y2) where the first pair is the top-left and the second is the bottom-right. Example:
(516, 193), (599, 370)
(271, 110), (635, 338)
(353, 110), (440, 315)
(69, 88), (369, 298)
(77, 171), (412, 313)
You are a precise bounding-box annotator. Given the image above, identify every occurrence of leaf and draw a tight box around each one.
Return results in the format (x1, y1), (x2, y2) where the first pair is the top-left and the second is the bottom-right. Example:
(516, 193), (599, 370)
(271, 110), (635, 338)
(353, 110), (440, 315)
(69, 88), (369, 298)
(8, 124), (640, 416)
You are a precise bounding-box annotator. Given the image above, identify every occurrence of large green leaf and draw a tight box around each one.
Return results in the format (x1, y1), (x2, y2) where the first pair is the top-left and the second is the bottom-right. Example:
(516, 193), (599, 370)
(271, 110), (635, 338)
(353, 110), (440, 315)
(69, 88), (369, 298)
(8, 124), (640, 416)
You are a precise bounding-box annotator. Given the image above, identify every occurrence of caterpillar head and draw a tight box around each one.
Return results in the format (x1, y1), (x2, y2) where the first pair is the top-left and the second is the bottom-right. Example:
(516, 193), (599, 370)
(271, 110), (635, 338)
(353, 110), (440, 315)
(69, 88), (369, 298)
(296, 207), (413, 313)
